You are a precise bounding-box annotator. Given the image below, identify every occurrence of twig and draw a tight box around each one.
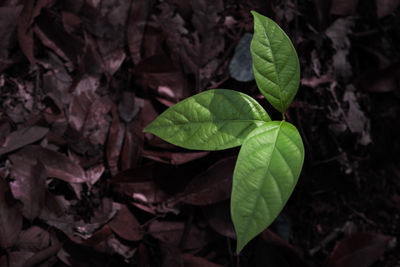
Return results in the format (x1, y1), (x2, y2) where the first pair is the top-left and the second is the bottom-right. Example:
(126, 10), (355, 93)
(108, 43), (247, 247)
(346, 204), (377, 226)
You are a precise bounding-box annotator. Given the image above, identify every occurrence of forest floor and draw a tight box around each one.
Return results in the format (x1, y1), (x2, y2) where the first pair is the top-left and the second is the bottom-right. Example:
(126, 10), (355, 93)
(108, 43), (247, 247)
(0, 0), (400, 266)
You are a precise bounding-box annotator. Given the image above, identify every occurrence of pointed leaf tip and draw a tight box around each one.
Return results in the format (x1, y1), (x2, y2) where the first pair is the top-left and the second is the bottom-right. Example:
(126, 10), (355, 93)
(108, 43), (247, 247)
(250, 11), (300, 114)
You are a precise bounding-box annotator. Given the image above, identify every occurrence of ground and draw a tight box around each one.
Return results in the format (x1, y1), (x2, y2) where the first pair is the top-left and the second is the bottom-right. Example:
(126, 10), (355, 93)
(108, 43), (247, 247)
(0, 0), (399, 266)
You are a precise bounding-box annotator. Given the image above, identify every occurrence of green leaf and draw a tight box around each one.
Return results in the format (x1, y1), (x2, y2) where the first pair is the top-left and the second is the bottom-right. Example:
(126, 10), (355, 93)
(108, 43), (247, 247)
(143, 89), (270, 150)
(231, 121), (304, 253)
(251, 11), (300, 114)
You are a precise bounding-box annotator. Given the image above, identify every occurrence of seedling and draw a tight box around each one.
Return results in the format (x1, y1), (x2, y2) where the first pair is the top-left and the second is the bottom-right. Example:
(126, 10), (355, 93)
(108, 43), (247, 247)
(144, 11), (304, 253)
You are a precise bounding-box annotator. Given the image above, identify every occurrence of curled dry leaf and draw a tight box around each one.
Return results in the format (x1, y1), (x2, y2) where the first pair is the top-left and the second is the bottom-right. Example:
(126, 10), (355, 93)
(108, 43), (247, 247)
(120, 122), (143, 170)
(128, 0), (156, 64)
(0, 178), (22, 249)
(324, 232), (395, 267)
(108, 204), (143, 242)
(107, 105), (125, 175)
(182, 157), (235, 205)
(9, 145), (87, 184)
(35, 8), (84, 64)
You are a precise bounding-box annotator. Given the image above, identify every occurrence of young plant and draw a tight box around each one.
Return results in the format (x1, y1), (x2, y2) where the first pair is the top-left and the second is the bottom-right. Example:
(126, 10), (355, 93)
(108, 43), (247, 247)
(143, 11), (304, 253)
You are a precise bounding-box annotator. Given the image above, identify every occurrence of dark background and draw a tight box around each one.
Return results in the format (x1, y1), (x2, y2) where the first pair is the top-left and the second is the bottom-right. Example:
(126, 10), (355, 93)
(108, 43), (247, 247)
(0, 0), (399, 266)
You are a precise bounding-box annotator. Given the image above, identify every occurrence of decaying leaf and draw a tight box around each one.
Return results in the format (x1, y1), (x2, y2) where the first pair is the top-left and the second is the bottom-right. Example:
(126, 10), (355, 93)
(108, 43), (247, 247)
(0, 5), (23, 62)
(0, 126), (48, 157)
(108, 204), (143, 242)
(330, 0), (359, 15)
(106, 109), (125, 175)
(16, 226), (50, 252)
(182, 157), (235, 205)
(202, 200), (235, 239)
(127, 0), (156, 64)
(142, 150), (209, 165)
(110, 166), (169, 213)
(324, 232), (396, 267)
(0, 251), (35, 267)
(0, 178), (22, 249)
(259, 229), (311, 267)
(182, 253), (224, 267)
(9, 145), (87, 184)
(10, 160), (46, 220)
(148, 220), (208, 250)
(376, 0), (400, 18)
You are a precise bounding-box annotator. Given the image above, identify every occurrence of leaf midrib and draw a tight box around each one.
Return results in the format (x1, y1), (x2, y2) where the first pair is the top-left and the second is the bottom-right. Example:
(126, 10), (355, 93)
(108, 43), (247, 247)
(260, 20), (284, 111)
(147, 119), (268, 129)
(239, 121), (284, 250)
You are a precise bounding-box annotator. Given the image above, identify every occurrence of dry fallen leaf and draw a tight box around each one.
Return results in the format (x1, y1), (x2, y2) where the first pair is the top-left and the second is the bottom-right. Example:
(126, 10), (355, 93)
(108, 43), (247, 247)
(106, 105), (125, 175)
(0, 178), (23, 249)
(108, 204), (143, 242)
(35, 8), (84, 64)
(16, 226), (50, 252)
(128, 0), (156, 64)
(182, 157), (235, 205)
(324, 232), (396, 267)
(9, 145), (87, 184)
(330, 0), (359, 15)
(0, 5), (23, 62)
(376, 0), (400, 18)
(148, 220), (208, 250)
(258, 229), (311, 267)
(202, 200), (235, 239)
(0, 251), (35, 267)
(356, 62), (400, 93)
(111, 166), (169, 213)
(0, 126), (49, 157)
(182, 253), (224, 267)
(142, 150), (209, 165)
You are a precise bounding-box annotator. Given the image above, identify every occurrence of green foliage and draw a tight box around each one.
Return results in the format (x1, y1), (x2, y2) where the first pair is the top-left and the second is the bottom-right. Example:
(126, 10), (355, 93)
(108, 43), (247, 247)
(144, 11), (303, 253)
(231, 121), (304, 253)
(143, 89), (270, 150)
(251, 11), (300, 115)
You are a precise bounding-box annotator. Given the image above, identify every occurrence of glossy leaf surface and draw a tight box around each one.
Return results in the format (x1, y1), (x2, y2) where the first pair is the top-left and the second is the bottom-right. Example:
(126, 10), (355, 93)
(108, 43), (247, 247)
(144, 89), (270, 150)
(251, 11), (300, 114)
(231, 121), (304, 253)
